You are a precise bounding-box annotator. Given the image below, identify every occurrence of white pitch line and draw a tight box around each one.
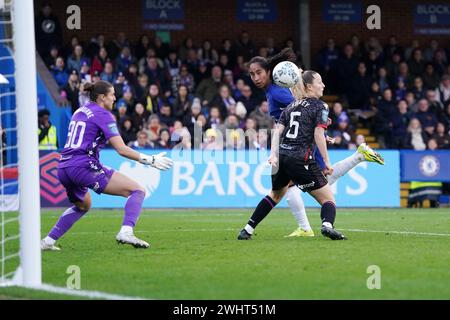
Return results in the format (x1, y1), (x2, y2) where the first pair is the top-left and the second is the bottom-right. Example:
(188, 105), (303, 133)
(34, 284), (147, 300)
(340, 228), (450, 237)
(69, 228), (238, 235)
(67, 227), (450, 237)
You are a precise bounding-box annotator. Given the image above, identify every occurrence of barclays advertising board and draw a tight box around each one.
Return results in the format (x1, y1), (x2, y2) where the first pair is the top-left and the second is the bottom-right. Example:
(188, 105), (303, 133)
(90, 150), (400, 208)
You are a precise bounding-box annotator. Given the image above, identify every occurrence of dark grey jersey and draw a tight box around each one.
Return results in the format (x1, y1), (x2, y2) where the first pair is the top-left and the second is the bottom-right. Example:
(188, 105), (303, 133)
(278, 97), (329, 162)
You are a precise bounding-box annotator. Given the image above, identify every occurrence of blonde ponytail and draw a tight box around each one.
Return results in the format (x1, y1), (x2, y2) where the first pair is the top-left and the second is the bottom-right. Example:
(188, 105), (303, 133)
(290, 67), (305, 100)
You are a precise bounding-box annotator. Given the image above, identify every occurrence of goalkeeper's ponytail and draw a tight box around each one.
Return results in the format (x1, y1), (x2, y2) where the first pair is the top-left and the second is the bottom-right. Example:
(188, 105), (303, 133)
(84, 80), (113, 102)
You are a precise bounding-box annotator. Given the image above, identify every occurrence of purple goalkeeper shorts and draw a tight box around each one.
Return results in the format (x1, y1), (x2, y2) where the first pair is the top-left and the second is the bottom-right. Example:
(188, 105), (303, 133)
(57, 163), (115, 203)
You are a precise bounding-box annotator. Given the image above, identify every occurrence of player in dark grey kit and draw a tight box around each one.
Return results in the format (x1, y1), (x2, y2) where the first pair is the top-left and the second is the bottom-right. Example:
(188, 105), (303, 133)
(238, 70), (346, 240)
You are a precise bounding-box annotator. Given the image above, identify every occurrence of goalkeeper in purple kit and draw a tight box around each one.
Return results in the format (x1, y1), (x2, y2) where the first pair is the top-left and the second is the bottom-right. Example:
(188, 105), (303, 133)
(41, 81), (173, 250)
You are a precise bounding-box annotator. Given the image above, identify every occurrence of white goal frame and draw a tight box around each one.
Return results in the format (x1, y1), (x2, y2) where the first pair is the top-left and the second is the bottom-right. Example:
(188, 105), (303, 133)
(12, 0), (41, 287)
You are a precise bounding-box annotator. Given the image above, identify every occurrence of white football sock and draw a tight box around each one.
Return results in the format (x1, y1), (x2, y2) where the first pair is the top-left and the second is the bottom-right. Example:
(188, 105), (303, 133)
(120, 225), (133, 234)
(322, 222), (333, 228)
(327, 151), (364, 185)
(44, 236), (56, 245)
(244, 224), (254, 234)
(286, 186), (312, 231)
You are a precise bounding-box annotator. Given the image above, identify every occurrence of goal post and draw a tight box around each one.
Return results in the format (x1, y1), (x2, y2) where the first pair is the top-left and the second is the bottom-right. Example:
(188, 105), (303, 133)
(13, 0), (41, 287)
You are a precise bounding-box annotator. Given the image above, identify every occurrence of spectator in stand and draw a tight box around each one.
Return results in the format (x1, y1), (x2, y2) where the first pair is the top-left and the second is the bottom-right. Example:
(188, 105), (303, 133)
(433, 49), (447, 76)
(144, 56), (170, 94)
(408, 49), (426, 78)
(67, 45), (88, 73)
(415, 99), (438, 138)
(384, 35), (404, 60)
(116, 46), (135, 73)
(107, 32), (130, 61)
(202, 128), (223, 150)
(389, 100), (412, 148)
(237, 85), (258, 114)
(141, 84), (164, 115)
(404, 118), (428, 150)
(373, 88), (396, 146)
(134, 73), (149, 101)
(233, 55), (248, 80)
(100, 61), (117, 84)
(124, 63), (138, 89)
(90, 47), (109, 77)
(347, 62), (371, 109)
(196, 65), (223, 107)
(434, 74), (450, 107)
(113, 72), (128, 99)
(131, 103), (148, 132)
(336, 43), (359, 95)
(424, 39), (439, 62)
(427, 138), (439, 150)
(172, 85), (192, 120)
(183, 99), (204, 139)
(45, 46), (60, 69)
(236, 31), (256, 61)
(412, 77), (426, 100)
(178, 37), (195, 62)
(249, 101), (273, 130)
(365, 49), (383, 79)
(422, 63), (440, 90)
(154, 128), (171, 149)
(211, 84), (236, 119)
(397, 62), (414, 89)
(86, 34), (105, 59)
(38, 109), (58, 151)
(145, 114), (164, 143)
(79, 61), (91, 83)
(350, 34), (365, 59)
(165, 50), (182, 79)
(328, 102), (347, 132)
(159, 104), (175, 128)
(62, 70), (80, 114)
(153, 36), (170, 60)
(193, 61), (210, 86)
(404, 39), (420, 61)
(395, 79), (407, 102)
(134, 35), (151, 61)
(115, 101), (128, 127)
(317, 38), (339, 93)
(185, 48), (200, 74)
(198, 40), (218, 65)
(219, 39), (236, 66)
(35, 2), (63, 59)
(120, 118), (137, 146)
(171, 65), (195, 95)
(426, 90), (446, 124)
(244, 117), (258, 149)
(405, 91), (419, 113)
(377, 67), (390, 93)
(385, 52), (402, 83)
(51, 57), (69, 88)
(208, 105), (225, 132)
(433, 122), (450, 149)
(128, 130), (154, 149)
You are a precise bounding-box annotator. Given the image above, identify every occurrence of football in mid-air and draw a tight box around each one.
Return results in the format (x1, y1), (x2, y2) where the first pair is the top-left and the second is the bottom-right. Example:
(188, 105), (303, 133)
(272, 61), (301, 88)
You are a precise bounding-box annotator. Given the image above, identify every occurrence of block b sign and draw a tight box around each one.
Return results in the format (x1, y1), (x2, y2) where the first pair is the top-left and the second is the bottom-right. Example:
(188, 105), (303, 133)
(142, 0), (184, 20)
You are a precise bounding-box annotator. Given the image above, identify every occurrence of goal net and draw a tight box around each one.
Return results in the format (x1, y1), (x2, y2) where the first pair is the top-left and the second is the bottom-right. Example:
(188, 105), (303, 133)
(0, 0), (41, 287)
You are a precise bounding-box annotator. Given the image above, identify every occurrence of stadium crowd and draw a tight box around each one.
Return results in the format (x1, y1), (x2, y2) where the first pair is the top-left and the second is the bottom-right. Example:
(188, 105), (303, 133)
(36, 6), (450, 152)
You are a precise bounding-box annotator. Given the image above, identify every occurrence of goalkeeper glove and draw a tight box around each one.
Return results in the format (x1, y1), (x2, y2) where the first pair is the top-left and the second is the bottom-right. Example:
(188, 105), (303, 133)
(139, 152), (173, 171)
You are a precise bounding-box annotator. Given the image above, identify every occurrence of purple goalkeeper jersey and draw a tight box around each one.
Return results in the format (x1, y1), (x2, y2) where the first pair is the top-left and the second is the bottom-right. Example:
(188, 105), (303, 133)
(59, 102), (120, 168)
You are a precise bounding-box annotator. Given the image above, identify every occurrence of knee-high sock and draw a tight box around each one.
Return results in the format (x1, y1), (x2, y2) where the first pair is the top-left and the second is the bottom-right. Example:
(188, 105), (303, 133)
(244, 195), (277, 234)
(327, 151), (364, 185)
(48, 206), (87, 241)
(321, 201), (336, 227)
(122, 190), (146, 228)
(285, 186), (311, 231)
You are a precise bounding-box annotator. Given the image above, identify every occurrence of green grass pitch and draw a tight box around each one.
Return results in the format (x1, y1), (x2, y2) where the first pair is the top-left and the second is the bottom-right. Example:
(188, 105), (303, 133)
(1, 208), (449, 299)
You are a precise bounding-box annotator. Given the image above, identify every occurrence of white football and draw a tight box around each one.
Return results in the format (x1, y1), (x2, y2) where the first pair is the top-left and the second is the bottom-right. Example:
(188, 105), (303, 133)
(272, 61), (300, 88)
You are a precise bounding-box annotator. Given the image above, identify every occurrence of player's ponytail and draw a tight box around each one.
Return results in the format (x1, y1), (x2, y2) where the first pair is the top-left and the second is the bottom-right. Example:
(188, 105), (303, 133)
(291, 68), (306, 100)
(84, 80), (113, 102)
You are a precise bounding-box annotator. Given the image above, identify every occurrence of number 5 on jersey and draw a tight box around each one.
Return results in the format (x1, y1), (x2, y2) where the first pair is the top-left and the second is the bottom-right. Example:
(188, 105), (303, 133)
(286, 111), (301, 139)
(64, 121), (86, 149)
